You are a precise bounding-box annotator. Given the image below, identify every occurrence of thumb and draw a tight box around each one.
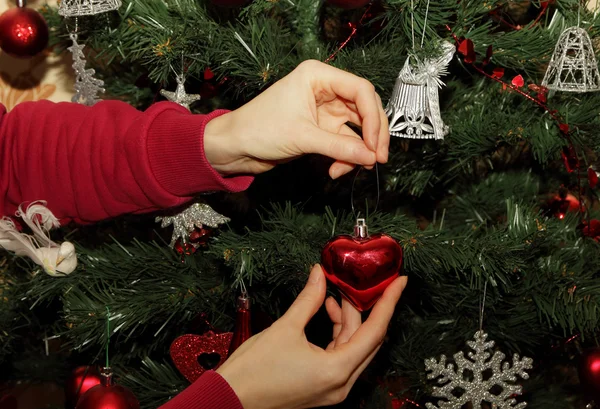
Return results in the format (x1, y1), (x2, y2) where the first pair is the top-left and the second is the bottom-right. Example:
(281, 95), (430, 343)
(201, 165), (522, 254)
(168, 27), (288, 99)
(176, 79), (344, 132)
(304, 127), (376, 166)
(283, 264), (327, 328)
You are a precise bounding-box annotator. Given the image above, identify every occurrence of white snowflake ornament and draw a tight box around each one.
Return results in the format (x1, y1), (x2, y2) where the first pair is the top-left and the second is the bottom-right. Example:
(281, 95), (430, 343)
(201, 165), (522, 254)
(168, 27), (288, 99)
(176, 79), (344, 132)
(424, 331), (533, 409)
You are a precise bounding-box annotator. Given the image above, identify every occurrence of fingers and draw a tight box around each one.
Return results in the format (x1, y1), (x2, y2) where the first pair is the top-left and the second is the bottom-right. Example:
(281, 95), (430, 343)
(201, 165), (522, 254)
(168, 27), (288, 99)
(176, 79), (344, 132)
(375, 93), (390, 163)
(335, 298), (362, 347)
(304, 62), (382, 155)
(305, 127), (376, 167)
(335, 276), (408, 368)
(283, 264), (327, 328)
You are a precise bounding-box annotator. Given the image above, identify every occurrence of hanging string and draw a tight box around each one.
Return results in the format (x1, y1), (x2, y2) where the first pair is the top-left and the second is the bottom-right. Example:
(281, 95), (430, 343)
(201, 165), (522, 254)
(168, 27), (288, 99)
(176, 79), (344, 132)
(351, 163), (380, 220)
(238, 254), (248, 298)
(105, 306), (110, 368)
(479, 280), (488, 332)
(410, 0), (415, 50)
(420, 0), (431, 48)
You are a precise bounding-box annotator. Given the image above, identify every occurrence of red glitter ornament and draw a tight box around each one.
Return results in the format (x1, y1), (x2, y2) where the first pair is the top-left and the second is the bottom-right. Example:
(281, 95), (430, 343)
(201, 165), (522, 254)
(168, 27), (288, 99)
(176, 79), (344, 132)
(174, 240), (196, 256)
(170, 331), (233, 383)
(0, 0), (48, 58)
(228, 294), (252, 357)
(326, 0), (372, 9)
(65, 366), (102, 409)
(189, 227), (211, 245)
(578, 348), (600, 400)
(321, 219), (403, 311)
(76, 368), (139, 409)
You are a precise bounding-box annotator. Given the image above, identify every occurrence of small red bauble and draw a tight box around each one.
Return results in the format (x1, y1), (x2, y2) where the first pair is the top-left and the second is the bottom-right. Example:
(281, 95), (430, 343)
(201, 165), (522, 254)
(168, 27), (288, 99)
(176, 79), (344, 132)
(0, 4), (48, 58)
(76, 368), (139, 409)
(326, 0), (372, 9)
(321, 219), (403, 311)
(65, 366), (102, 409)
(170, 331), (233, 383)
(578, 348), (600, 400)
(582, 219), (600, 242)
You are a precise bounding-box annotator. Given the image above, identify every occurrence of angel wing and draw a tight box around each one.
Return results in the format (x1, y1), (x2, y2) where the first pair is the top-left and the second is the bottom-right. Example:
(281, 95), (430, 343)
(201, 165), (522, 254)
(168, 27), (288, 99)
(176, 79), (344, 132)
(0, 202), (77, 276)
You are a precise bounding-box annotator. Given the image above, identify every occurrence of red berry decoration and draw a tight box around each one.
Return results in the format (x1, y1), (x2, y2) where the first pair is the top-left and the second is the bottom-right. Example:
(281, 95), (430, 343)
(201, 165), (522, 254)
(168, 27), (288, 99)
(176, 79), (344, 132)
(76, 368), (139, 409)
(326, 0), (372, 9)
(0, 0), (48, 58)
(65, 366), (102, 409)
(321, 219), (403, 311)
(578, 348), (600, 400)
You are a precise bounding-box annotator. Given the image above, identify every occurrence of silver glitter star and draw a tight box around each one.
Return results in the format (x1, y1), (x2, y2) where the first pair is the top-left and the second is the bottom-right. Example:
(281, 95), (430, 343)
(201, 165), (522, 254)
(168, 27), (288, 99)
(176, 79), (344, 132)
(160, 74), (201, 110)
(425, 331), (533, 409)
(156, 203), (230, 247)
(68, 33), (105, 106)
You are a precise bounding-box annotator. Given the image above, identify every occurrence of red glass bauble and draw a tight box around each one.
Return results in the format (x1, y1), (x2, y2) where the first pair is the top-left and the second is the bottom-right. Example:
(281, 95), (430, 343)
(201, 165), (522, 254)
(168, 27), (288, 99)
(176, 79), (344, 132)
(578, 348), (600, 400)
(0, 6), (48, 58)
(210, 0), (251, 7)
(76, 370), (139, 409)
(326, 0), (372, 9)
(170, 331), (233, 383)
(321, 219), (403, 311)
(65, 366), (102, 409)
(228, 295), (252, 357)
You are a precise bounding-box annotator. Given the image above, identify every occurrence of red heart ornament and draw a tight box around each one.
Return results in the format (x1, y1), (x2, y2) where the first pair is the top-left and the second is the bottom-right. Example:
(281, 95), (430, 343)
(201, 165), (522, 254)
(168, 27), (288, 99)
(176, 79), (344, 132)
(321, 219), (403, 311)
(170, 331), (233, 383)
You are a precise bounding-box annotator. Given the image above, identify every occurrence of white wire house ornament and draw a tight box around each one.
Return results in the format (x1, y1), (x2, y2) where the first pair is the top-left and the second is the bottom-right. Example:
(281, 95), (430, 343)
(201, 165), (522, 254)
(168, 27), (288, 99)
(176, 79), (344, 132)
(385, 42), (455, 140)
(58, 0), (122, 17)
(542, 26), (600, 92)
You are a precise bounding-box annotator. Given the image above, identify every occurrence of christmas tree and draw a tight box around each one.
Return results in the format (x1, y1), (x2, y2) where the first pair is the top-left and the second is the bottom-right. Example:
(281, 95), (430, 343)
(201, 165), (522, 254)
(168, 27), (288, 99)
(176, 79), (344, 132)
(2, 0), (600, 408)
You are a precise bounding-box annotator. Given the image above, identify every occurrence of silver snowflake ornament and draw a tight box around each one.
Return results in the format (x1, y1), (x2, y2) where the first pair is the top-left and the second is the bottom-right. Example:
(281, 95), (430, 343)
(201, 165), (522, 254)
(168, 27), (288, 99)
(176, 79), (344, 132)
(425, 331), (533, 409)
(68, 34), (105, 106)
(160, 74), (201, 110)
(156, 203), (229, 247)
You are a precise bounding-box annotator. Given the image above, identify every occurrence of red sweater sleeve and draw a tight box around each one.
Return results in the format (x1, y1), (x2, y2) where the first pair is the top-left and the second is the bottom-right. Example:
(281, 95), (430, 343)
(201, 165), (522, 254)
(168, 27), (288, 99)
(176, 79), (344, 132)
(0, 100), (253, 224)
(159, 371), (244, 409)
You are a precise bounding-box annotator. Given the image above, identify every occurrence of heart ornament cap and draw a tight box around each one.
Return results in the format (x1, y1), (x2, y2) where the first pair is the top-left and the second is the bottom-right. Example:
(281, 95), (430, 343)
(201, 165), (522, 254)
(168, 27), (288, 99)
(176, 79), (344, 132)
(321, 218), (403, 311)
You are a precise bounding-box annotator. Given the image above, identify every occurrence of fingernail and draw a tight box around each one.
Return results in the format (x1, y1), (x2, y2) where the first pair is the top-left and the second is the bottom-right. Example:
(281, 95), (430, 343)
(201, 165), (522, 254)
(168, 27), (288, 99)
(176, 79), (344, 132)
(309, 266), (321, 283)
(330, 168), (339, 180)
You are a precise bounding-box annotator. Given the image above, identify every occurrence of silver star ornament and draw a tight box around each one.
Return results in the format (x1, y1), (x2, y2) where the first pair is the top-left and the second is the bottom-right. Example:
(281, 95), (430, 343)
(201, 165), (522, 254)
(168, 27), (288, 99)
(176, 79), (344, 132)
(156, 203), (230, 247)
(160, 74), (201, 110)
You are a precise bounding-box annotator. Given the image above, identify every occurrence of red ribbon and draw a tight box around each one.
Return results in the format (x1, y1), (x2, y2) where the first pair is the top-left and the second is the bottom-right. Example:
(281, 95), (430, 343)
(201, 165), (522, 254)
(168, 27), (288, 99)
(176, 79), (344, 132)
(325, 3), (373, 63)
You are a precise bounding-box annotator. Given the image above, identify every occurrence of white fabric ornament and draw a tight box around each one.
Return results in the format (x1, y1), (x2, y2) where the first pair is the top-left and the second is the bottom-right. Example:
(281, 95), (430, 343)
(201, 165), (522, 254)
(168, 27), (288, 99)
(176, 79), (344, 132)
(160, 74), (201, 110)
(386, 41), (455, 140)
(542, 26), (600, 93)
(59, 0), (122, 17)
(425, 331), (533, 409)
(156, 203), (230, 247)
(69, 33), (105, 106)
(0, 202), (77, 277)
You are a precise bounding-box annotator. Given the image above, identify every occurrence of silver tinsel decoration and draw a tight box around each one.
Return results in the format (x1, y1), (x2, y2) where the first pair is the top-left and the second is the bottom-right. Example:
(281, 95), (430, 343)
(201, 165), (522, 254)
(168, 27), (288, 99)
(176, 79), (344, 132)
(68, 33), (105, 106)
(160, 74), (201, 110)
(424, 331), (533, 409)
(542, 26), (600, 93)
(385, 42), (455, 140)
(156, 203), (230, 247)
(59, 0), (122, 17)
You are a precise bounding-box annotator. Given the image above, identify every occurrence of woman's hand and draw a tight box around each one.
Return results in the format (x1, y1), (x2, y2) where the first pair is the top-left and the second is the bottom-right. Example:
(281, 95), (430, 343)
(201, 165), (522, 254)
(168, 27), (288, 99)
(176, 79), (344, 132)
(216, 264), (407, 409)
(204, 60), (389, 180)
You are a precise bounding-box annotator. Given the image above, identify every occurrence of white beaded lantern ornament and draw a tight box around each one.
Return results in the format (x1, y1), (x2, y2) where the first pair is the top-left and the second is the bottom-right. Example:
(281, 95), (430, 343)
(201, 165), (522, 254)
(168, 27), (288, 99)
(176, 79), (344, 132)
(542, 26), (600, 93)
(58, 0), (122, 17)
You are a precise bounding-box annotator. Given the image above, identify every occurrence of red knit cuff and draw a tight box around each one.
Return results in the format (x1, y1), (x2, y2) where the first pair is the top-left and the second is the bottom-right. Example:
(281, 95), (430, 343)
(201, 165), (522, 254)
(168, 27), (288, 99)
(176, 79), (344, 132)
(147, 106), (254, 197)
(158, 371), (243, 409)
